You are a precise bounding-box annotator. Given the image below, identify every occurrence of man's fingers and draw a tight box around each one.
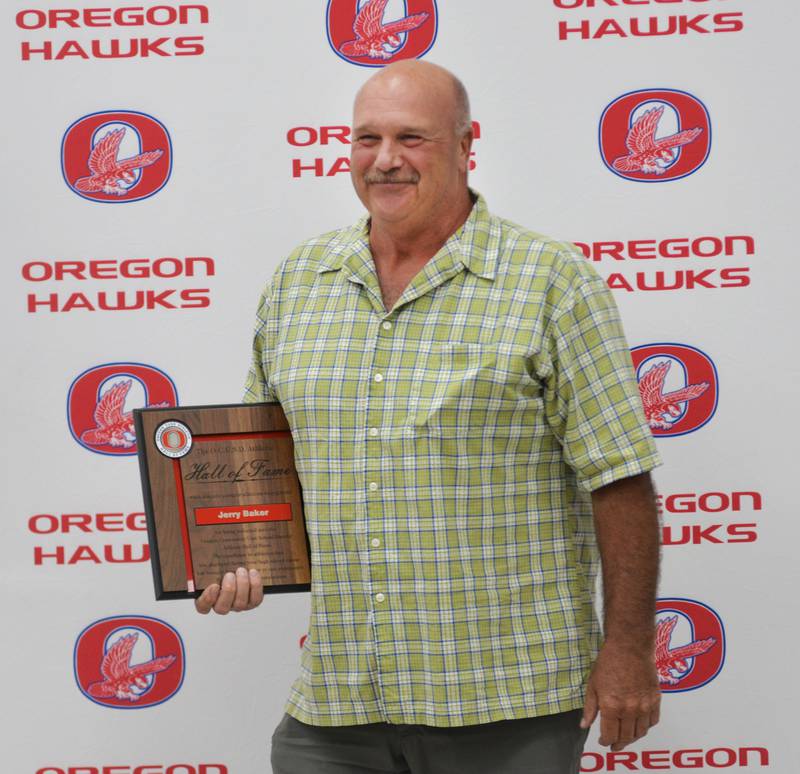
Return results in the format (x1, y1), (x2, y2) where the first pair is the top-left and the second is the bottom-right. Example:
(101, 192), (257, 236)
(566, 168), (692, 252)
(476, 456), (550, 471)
(213, 572), (237, 614)
(195, 570), (264, 615)
(195, 584), (220, 614)
(598, 709), (620, 748)
(611, 711), (637, 751)
(603, 696), (660, 750)
(649, 698), (661, 728)
(247, 568), (264, 609)
(634, 712), (651, 741)
(232, 567), (251, 611)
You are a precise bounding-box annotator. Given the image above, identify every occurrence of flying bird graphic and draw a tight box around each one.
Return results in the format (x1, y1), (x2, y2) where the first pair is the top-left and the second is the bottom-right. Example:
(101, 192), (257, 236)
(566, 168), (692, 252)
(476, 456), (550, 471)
(87, 633), (176, 701)
(80, 379), (168, 449)
(339, 0), (429, 60)
(612, 106), (702, 175)
(655, 615), (716, 685)
(638, 360), (709, 430)
(73, 127), (163, 196)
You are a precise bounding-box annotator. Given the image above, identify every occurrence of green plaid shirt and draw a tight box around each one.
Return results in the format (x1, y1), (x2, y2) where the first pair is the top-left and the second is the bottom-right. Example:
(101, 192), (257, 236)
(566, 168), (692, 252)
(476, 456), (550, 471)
(244, 192), (661, 727)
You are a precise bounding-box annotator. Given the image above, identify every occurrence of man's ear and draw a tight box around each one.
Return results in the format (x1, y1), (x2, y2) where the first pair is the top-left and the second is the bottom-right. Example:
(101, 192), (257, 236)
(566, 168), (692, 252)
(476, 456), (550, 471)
(458, 128), (475, 173)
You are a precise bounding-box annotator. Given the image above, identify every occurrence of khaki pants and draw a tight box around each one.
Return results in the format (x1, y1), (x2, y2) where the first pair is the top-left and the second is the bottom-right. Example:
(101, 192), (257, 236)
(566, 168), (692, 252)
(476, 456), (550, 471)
(271, 709), (589, 774)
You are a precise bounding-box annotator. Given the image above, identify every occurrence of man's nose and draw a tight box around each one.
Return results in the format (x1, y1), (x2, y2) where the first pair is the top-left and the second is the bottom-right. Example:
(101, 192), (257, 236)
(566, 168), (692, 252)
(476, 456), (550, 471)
(374, 139), (402, 171)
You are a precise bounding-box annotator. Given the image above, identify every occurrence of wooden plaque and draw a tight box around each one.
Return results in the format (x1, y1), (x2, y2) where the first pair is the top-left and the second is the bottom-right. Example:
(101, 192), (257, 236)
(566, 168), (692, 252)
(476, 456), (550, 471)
(134, 402), (310, 600)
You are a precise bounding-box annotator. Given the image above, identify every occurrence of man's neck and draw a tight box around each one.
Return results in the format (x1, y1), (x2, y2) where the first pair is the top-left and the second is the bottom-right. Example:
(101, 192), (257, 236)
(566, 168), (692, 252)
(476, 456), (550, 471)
(368, 189), (474, 268)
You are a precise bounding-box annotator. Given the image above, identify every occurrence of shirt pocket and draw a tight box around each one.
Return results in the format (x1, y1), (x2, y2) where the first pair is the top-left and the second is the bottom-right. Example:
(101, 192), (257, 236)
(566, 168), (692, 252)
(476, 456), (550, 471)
(409, 342), (543, 438)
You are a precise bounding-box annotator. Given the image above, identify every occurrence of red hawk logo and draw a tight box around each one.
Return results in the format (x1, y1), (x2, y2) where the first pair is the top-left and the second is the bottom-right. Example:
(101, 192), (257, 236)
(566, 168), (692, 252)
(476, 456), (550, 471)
(599, 90), (711, 182)
(613, 105), (702, 175)
(73, 127), (163, 196)
(87, 633), (176, 702)
(80, 379), (167, 449)
(75, 615), (185, 707)
(638, 359), (709, 430)
(339, 0), (430, 60)
(655, 615), (717, 686)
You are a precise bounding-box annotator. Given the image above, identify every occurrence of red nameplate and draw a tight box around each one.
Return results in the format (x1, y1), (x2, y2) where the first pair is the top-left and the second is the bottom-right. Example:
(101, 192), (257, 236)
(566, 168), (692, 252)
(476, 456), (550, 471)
(194, 503), (292, 526)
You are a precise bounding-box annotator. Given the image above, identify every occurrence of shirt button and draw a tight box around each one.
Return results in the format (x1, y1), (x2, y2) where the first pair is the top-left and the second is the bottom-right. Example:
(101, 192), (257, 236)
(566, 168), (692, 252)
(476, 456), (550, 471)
(374, 373), (384, 383)
(382, 321), (392, 331)
(375, 592), (385, 603)
(371, 537), (381, 548)
(368, 427), (379, 437)
(368, 481), (379, 491)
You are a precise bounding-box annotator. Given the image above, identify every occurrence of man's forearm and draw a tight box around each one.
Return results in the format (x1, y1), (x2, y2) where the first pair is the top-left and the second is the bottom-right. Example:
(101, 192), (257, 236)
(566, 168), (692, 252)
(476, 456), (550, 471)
(590, 471), (661, 652)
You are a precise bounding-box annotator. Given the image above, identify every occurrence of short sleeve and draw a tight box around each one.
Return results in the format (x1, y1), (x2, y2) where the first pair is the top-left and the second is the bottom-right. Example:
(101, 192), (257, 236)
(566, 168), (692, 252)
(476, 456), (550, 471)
(243, 274), (278, 404)
(541, 258), (662, 492)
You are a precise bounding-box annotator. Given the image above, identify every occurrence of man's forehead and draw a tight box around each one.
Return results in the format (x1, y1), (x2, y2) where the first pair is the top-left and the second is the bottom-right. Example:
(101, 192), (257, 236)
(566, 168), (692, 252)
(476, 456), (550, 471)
(353, 92), (449, 134)
(352, 113), (437, 134)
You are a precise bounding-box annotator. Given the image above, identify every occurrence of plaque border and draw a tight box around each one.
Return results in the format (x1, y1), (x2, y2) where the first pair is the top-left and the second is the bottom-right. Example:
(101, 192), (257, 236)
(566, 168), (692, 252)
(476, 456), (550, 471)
(134, 402), (311, 601)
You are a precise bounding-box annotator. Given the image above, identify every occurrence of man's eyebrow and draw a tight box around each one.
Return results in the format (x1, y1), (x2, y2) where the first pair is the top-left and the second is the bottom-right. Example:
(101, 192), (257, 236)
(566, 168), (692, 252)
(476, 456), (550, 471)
(352, 125), (429, 135)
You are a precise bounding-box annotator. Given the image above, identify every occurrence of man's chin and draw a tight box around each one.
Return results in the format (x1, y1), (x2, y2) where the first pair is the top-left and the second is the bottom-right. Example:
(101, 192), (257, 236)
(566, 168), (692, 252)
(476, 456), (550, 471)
(369, 185), (417, 218)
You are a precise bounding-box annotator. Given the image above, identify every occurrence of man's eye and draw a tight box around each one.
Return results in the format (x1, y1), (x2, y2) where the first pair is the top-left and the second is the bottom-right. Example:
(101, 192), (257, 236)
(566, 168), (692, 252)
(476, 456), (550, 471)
(357, 135), (378, 143)
(401, 135), (422, 143)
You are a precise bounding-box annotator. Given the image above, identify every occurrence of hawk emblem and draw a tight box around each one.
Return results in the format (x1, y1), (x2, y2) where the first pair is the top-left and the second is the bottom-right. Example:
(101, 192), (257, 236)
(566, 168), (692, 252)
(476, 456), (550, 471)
(613, 106), (702, 175)
(638, 360), (709, 430)
(339, 0), (430, 60)
(73, 127), (163, 196)
(87, 633), (176, 702)
(80, 379), (167, 449)
(655, 615), (717, 686)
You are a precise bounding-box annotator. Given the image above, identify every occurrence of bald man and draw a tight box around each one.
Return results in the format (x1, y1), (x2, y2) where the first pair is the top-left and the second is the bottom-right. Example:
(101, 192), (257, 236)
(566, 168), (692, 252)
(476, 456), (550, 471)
(199, 61), (663, 774)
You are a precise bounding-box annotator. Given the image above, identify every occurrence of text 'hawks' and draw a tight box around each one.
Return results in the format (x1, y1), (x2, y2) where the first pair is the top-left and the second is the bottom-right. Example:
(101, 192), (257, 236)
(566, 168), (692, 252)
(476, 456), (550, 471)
(16, 4), (209, 61)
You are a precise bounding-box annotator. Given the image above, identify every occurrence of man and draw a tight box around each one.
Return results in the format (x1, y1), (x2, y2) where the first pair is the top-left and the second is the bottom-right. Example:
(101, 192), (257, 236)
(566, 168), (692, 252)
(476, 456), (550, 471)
(197, 60), (662, 774)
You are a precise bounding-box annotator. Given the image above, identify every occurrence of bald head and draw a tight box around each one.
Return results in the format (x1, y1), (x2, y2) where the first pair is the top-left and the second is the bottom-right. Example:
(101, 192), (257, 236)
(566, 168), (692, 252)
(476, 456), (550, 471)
(354, 60), (472, 138)
(349, 59), (475, 235)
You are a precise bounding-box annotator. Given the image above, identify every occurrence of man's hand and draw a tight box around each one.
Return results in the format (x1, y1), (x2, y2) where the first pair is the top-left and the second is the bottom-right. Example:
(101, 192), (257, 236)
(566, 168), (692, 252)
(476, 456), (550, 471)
(195, 567), (264, 614)
(580, 641), (661, 751)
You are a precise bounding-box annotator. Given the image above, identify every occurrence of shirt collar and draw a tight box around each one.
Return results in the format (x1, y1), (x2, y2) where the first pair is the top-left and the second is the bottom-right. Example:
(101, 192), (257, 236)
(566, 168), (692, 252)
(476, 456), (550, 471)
(316, 189), (499, 281)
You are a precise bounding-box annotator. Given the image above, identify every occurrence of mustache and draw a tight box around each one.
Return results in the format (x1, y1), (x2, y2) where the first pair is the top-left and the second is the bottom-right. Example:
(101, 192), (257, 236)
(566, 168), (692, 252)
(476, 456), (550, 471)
(363, 173), (419, 185)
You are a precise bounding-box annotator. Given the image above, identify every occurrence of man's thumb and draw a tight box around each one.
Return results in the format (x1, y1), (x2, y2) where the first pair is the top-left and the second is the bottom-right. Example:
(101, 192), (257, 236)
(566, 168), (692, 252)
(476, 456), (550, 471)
(581, 686), (598, 729)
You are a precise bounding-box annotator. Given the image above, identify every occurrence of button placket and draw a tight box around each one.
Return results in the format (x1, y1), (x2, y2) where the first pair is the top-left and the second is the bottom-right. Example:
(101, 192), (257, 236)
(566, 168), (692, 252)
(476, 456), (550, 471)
(366, 316), (391, 614)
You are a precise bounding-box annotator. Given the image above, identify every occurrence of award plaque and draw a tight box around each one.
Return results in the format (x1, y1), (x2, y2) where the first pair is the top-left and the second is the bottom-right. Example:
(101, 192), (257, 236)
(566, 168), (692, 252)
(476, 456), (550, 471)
(134, 402), (311, 600)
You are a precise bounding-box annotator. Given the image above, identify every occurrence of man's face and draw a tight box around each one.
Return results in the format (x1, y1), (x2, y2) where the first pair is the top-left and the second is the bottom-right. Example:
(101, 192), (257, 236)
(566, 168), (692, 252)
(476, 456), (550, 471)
(350, 74), (471, 230)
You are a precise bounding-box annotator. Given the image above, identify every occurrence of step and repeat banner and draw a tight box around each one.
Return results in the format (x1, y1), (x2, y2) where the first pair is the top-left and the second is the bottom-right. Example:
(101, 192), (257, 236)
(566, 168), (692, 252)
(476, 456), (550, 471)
(4, 1), (796, 772)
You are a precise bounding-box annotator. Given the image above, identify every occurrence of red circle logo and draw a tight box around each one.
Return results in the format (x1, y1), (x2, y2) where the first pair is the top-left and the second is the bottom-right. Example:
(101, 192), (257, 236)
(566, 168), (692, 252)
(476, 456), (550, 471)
(631, 343), (718, 437)
(62, 110), (172, 202)
(67, 362), (179, 456)
(155, 420), (193, 458)
(327, 0), (438, 67)
(656, 598), (725, 692)
(599, 89), (711, 182)
(74, 615), (185, 709)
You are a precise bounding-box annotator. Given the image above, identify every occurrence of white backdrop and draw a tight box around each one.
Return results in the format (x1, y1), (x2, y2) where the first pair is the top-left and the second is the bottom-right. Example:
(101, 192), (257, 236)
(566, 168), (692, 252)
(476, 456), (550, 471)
(4, 1), (797, 772)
